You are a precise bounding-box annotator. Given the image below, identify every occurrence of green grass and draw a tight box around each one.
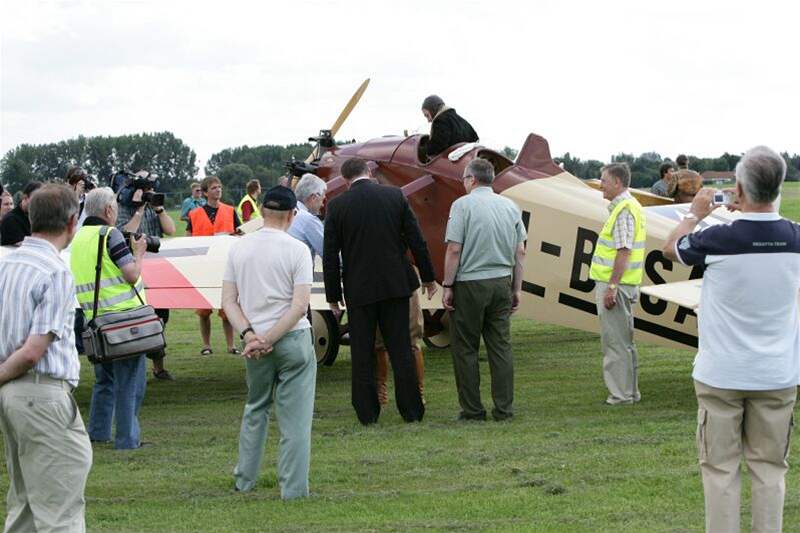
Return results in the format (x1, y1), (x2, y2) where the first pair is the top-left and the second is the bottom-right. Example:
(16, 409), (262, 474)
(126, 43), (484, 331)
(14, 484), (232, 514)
(1, 190), (799, 531)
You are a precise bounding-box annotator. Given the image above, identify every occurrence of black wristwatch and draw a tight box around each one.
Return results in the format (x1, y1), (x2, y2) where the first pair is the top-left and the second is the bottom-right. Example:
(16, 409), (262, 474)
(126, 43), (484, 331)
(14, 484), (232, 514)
(442, 283), (454, 288)
(240, 327), (254, 340)
(154, 207), (165, 214)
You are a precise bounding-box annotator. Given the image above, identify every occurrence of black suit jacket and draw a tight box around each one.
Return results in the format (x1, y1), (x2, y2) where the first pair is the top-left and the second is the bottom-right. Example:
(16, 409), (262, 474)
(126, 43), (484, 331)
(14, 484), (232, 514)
(0, 206), (30, 246)
(323, 179), (435, 307)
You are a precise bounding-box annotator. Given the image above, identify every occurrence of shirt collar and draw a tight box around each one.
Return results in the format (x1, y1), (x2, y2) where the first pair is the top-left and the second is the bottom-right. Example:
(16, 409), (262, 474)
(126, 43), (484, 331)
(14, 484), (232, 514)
(471, 185), (494, 194)
(297, 201), (309, 213)
(21, 236), (61, 258)
(608, 190), (633, 212)
(737, 211), (782, 221)
(351, 176), (372, 185)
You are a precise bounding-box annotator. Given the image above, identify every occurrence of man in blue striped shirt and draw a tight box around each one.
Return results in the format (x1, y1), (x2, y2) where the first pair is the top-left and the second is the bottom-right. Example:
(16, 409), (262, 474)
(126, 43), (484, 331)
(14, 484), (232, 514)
(0, 184), (92, 532)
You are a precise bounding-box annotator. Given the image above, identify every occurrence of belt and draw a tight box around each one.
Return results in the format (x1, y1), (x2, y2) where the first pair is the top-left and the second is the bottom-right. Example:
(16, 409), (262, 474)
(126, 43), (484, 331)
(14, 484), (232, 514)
(15, 373), (74, 392)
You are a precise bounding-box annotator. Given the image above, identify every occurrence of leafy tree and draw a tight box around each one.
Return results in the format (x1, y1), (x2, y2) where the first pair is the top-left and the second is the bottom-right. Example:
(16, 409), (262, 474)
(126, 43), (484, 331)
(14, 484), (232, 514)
(217, 163), (255, 204)
(205, 143), (313, 188)
(0, 132), (197, 193)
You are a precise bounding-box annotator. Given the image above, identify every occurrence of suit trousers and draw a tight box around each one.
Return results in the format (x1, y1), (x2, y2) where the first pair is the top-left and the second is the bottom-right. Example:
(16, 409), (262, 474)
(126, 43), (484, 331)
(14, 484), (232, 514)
(450, 276), (514, 421)
(0, 377), (92, 533)
(595, 281), (641, 404)
(694, 379), (797, 533)
(234, 329), (316, 499)
(348, 296), (424, 424)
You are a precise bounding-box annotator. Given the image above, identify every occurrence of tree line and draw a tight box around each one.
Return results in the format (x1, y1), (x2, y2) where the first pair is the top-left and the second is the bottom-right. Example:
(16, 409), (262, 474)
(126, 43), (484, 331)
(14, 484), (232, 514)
(2, 132), (799, 196)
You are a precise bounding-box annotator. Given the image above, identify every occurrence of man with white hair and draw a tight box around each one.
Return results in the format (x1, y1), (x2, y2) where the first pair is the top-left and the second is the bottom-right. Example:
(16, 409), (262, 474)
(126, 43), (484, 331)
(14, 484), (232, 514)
(664, 146), (800, 533)
(70, 187), (149, 450)
(288, 173), (327, 260)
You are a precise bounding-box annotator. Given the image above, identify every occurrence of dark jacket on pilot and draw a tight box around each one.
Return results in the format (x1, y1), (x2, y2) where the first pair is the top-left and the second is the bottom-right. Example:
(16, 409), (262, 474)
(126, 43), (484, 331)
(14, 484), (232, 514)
(425, 108), (479, 159)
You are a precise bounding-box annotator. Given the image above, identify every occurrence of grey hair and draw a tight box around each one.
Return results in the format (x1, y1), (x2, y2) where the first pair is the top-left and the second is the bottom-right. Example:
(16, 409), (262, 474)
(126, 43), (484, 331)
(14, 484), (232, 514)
(736, 146), (786, 204)
(601, 162), (631, 188)
(465, 158), (495, 185)
(83, 187), (117, 218)
(28, 184), (79, 234)
(294, 173), (327, 202)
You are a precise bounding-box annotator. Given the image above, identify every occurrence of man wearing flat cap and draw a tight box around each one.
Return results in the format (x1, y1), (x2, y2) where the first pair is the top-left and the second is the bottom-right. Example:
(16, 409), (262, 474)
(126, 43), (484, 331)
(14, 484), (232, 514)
(222, 185), (317, 499)
(421, 95), (479, 159)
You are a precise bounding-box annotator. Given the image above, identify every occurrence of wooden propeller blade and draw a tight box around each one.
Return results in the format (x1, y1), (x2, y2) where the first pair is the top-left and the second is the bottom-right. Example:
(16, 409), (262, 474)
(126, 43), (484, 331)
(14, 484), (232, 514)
(304, 78), (370, 164)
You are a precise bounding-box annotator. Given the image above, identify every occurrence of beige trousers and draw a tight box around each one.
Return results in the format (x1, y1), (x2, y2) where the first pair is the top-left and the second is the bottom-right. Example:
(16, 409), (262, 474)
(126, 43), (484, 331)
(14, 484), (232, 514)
(375, 288), (425, 405)
(694, 379), (797, 533)
(595, 281), (640, 404)
(0, 376), (93, 533)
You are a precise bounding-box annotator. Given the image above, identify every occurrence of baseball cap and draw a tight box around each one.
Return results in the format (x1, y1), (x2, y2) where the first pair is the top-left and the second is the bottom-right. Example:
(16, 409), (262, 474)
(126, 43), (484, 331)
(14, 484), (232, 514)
(262, 185), (297, 211)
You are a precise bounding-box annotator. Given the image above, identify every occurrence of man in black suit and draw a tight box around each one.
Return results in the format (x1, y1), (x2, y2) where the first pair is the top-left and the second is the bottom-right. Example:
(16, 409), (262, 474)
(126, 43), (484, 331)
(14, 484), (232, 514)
(323, 158), (437, 425)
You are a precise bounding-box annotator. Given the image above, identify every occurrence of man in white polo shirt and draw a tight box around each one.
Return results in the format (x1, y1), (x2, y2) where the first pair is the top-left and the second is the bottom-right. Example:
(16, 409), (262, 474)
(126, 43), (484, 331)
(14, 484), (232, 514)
(221, 185), (316, 499)
(663, 146), (800, 533)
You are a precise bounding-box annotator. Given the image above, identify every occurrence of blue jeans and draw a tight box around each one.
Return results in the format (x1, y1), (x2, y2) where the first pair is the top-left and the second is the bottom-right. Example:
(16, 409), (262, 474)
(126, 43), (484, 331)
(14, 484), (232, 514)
(88, 355), (147, 449)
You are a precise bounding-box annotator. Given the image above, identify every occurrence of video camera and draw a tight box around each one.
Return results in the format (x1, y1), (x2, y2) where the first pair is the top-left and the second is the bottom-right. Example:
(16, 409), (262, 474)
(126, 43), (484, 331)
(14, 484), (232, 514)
(116, 170), (165, 208)
(121, 231), (161, 254)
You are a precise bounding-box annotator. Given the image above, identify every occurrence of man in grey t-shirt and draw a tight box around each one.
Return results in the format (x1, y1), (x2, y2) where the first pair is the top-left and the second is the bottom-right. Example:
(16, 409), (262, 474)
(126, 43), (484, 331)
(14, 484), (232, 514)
(441, 158), (527, 421)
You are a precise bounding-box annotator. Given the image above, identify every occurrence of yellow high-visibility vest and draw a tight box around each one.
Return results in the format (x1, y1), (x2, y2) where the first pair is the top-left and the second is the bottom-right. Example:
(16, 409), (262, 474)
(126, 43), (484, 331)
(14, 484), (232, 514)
(589, 197), (647, 285)
(237, 195), (262, 222)
(71, 225), (145, 320)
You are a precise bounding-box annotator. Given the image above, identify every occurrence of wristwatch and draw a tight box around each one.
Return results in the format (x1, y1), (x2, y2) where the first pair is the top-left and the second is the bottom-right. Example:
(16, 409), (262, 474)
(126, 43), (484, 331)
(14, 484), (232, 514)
(154, 207), (165, 214)
(681, 212), (698, 221)
(608, 283), (618, 290)
(239, 327), (254, 340)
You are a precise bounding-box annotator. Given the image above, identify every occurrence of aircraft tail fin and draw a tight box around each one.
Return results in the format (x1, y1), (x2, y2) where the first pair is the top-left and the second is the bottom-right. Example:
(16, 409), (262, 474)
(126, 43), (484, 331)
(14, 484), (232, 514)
(515, 133), (563, 176)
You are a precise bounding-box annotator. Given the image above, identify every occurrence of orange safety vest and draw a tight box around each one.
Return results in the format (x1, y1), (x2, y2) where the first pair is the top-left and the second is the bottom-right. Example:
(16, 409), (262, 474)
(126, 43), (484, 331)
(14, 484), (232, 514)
(189, 203), (235, 236)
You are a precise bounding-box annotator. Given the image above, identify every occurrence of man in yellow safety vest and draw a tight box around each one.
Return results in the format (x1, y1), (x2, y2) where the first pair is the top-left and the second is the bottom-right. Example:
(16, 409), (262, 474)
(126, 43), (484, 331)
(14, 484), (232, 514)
(71, 187), (149, 449)
(589, 162), (647, 406)
(237, 179), (262, 223)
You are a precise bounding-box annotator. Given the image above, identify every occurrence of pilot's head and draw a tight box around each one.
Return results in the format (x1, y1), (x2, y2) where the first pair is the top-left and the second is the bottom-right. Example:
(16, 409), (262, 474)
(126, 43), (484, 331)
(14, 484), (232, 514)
(421, 95), (445, 123)
(599, 163), (631, 201)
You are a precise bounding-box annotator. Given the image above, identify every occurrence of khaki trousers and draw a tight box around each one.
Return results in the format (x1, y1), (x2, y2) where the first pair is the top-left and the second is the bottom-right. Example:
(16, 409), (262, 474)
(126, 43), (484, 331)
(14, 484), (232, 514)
(595, 281), (640, 404)
(694, 380), (797, 533)
(0, 376), (93, 533)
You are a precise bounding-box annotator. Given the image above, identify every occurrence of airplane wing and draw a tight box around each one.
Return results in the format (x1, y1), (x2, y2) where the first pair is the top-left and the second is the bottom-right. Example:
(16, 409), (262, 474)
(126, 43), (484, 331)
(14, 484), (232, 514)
(3, 234), (443, 311)
(640, 280), (702, 310)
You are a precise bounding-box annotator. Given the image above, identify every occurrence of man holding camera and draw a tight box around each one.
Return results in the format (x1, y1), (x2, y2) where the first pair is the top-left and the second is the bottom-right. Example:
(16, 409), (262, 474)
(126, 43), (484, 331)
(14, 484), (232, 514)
(72, 187), (150, 450)
(664, 146), (799, 532)
(116, 170), (176, 381)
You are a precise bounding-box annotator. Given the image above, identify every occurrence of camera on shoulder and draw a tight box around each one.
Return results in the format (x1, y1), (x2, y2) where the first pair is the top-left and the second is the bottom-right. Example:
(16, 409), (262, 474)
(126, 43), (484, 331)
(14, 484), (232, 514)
(116, 170), (165, 208)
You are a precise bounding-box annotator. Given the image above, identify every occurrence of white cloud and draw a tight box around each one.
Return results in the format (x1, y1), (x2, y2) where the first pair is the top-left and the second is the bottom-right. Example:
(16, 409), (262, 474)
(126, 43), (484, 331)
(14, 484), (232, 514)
(1, 0), (798, 175)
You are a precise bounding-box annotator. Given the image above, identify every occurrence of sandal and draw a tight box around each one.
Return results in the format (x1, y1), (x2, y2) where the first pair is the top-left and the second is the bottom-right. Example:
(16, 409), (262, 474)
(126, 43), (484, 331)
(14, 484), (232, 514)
(228, 348), (241, 355)
(200, 348), (213, 356)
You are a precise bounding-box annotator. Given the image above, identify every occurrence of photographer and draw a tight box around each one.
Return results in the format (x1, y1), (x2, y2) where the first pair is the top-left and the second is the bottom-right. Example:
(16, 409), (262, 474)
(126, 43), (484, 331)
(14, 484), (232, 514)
(71, 187), (149, 449)
(116, 170), (176, 381)
(66, 166), (95, 223)
(663, 146), (800, 532)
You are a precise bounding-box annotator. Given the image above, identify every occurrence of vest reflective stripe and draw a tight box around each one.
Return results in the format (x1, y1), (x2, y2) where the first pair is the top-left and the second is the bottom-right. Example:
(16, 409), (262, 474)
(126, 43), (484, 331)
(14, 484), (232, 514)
(236, 195), (261, 222)
(596, 238), (646, 250)
(70, 225), (146, 320)
(589, 197), (647, 285)
(78, 280), (144, 311)
(189, 203), (235, 236)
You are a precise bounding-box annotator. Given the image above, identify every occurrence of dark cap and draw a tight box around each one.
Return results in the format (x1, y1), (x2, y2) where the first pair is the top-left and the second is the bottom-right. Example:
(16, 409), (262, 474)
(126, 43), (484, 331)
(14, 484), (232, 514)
(262, 185), (297, 211)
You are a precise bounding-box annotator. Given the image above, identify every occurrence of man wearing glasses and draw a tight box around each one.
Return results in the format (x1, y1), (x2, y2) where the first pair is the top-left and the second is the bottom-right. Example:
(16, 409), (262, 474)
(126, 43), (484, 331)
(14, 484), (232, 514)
(441, 158), (527, 421)
(180, 182), (206, 227)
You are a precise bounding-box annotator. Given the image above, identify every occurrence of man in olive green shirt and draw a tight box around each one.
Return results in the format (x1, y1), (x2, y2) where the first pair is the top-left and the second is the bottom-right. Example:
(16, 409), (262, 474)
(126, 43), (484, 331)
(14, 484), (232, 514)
(442, 158), (527, 421)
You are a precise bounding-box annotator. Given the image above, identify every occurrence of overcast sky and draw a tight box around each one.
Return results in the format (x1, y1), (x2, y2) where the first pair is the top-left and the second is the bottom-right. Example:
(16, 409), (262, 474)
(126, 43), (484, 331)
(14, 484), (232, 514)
(1, 0), (798, 173)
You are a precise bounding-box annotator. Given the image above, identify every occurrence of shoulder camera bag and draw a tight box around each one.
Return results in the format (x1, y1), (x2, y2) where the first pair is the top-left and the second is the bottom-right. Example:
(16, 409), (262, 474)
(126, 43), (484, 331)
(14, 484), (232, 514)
(81, 226), (166, 364)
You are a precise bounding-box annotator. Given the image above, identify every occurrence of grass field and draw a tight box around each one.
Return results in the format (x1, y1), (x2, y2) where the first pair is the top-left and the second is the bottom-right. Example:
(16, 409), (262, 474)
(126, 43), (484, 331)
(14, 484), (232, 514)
(2, 185), (800, 531)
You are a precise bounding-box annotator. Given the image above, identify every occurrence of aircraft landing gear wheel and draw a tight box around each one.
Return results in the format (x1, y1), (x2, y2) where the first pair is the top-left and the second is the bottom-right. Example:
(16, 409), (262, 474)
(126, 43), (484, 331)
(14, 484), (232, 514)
(311, 310), (340, 366)
(423, 310), (450, 349)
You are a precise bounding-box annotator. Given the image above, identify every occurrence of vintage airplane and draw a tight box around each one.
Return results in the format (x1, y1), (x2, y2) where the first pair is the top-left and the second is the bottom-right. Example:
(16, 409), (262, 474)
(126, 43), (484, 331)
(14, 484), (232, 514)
(0, 79), (733, 365)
